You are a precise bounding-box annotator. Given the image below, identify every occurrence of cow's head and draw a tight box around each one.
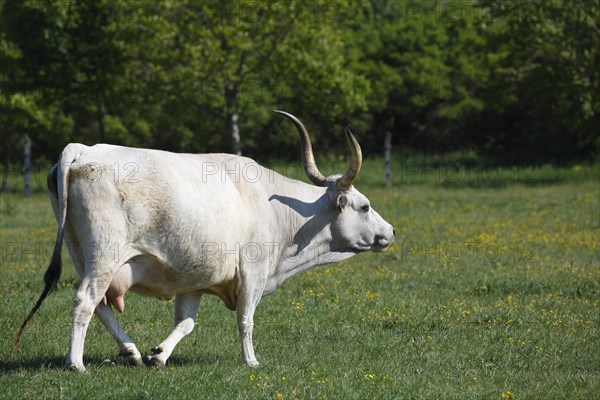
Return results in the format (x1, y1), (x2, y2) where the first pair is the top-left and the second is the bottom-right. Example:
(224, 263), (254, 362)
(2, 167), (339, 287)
(274, 111), (395, 253)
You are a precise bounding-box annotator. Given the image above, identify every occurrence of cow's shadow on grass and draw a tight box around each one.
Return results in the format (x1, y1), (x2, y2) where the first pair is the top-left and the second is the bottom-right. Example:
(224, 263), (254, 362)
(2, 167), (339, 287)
(0, 355), (91, 372)
(0, 354), (219, 372)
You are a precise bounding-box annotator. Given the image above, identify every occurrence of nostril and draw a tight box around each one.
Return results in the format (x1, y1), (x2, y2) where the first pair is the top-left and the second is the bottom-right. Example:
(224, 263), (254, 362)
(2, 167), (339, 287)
(392, 229), (396, 236)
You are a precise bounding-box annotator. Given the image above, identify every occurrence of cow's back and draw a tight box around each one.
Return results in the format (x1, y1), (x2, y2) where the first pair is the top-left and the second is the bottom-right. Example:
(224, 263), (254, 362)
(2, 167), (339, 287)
(62, 144), (272, 291)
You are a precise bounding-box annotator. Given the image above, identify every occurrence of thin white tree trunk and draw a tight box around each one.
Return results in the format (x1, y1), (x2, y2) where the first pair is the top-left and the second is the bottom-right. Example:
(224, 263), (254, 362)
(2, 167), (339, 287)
(24, 137), (32, 196)
(227, 87), (242, 156)
(384, 131), (392, 188)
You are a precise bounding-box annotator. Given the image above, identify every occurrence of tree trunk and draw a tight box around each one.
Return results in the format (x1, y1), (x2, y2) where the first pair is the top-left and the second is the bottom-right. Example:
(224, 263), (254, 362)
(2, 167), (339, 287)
(24, 137), (32, 196)
(384, 131), (392, 188)
(226, 86), (242, 156)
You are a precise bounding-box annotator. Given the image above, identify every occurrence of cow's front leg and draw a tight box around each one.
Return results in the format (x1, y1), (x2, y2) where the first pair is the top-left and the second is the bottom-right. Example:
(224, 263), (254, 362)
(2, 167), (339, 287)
(236, 267), (267, 367)
(144, 293), (202, 368)
(237, 308), (259, 367)
(94, 303), (143, 367)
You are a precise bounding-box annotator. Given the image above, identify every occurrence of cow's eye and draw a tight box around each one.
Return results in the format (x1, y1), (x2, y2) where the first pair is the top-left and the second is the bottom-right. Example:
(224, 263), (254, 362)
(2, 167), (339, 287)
(361, 205), (370, 212)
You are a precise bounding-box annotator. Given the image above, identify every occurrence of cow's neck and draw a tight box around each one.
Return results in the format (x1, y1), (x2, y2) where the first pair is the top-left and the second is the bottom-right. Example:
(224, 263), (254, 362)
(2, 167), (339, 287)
(263, 180), (355, 295)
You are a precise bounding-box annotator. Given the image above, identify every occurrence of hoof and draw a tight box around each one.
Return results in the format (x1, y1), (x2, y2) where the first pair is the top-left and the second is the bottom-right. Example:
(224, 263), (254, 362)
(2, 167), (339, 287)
(245, 360), (260, 368)
(119, 349), (144, 367)
(65, 363), (86, 373)
(143, 355), (165, 368)
(143, 347), (165, 368)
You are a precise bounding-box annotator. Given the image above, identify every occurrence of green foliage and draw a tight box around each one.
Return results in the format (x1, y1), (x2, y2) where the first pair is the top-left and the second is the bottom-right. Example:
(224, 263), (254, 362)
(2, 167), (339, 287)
(477, 0), (600, 162)
(1, 163), (598, 398)
(1, 0), (598, 174)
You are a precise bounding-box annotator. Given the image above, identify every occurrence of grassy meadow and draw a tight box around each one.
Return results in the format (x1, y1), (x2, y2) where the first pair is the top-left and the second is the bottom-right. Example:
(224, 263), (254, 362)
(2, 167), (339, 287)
(0, 159), (598, 399)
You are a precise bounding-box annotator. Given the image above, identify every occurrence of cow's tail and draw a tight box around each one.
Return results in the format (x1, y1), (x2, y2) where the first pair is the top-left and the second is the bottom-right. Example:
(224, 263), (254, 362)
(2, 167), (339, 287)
(13, 144), (80, 352)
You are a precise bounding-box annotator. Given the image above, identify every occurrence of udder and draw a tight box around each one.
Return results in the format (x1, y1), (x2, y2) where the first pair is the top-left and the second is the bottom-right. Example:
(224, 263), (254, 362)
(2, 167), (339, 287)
(102, 262), (135, 313)
(102, 294), (125, 313)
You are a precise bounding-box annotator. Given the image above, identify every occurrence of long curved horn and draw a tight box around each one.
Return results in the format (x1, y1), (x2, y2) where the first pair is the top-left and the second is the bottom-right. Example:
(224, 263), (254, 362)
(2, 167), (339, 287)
(274, 110), (326, 186)
(336, 126), (362, 191)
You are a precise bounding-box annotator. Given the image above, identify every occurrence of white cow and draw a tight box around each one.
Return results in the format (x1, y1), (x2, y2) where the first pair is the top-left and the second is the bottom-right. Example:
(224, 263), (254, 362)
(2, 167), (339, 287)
(15, 111), (395, 371)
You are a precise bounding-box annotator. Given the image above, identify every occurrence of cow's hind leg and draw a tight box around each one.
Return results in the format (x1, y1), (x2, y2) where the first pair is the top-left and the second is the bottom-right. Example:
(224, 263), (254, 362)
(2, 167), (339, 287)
(144, 293), (201, 368)
(94, 304), (143, 367)
(65, 272), (114, 371)
(93, 260), (143, 366)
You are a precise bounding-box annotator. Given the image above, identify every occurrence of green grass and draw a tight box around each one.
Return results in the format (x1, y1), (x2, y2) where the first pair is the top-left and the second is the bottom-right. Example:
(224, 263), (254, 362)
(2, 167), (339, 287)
(1, 162), (599, 399)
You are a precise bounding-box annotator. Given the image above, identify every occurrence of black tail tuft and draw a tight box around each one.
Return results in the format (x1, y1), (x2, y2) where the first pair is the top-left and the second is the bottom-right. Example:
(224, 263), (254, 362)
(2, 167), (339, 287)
(44, 250), (62, 291)
(13, 246), (62, 352)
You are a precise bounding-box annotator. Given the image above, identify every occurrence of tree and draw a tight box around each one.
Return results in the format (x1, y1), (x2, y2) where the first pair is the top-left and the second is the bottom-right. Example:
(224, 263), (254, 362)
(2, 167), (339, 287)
(344, 1), (488, 154)
(117, 0), (369, 156)
(1, 0), (130, 163)
(0, 13), (49, 191)
(479, 0), (600, 162)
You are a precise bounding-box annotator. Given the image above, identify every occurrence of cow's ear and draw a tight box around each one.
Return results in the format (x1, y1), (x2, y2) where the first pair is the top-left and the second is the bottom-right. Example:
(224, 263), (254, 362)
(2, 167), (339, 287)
(336, 193), (349, 211)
